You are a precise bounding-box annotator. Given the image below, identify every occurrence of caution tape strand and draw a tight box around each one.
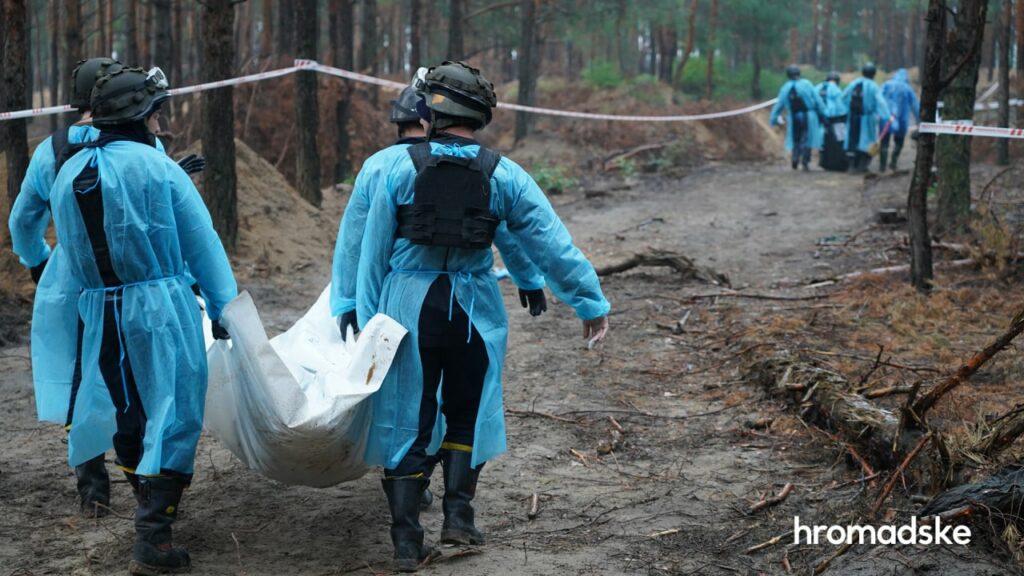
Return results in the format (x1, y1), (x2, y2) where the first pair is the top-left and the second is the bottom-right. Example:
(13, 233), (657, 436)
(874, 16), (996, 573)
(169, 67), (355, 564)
(1, 59), (777, 124)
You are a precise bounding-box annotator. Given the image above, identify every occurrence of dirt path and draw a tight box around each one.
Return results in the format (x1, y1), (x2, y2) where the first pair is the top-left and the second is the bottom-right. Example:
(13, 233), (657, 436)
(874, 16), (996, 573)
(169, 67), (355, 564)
(0, 162), (1014, 575)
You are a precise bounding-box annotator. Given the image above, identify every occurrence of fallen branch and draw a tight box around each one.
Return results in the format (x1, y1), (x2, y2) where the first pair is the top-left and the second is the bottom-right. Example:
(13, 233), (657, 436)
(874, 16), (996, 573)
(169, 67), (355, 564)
(745, 532), (788, 554)
(596, 248), (730, 286)
(506, 408), (579, 424)
(749, 483), (795, 514)
(863, 385), (918, 399)
(648, 527), (683, 538)
(913, 306), (1024, 417)
(602, 142), (667, 171)
(975, 404), (1024, 457)
(814, 542), (853, 575)
(808, 258), (976, 285)
(803, 348), (940, 374)
(871, 431), (933, 519)
(751, 356), (913, 470)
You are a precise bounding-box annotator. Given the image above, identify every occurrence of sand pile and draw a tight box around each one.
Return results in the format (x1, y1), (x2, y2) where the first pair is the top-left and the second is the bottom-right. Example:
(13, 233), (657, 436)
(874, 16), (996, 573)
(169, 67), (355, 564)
(184, 138), (346, 283)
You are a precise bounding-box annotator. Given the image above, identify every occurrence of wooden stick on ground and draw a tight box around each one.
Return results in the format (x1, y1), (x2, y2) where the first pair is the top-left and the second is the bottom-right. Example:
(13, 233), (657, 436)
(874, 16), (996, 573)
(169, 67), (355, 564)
(745, 532), (788, 554)
(528, 493), (540, 520)
(913, 307), (1024, 417)
(749, 483), (795, 514)
(870, 431), (933, 518)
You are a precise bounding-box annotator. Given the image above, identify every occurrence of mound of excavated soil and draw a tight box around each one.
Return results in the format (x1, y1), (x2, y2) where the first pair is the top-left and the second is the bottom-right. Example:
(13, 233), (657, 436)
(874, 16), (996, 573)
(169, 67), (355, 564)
(184, 139), (341, 283)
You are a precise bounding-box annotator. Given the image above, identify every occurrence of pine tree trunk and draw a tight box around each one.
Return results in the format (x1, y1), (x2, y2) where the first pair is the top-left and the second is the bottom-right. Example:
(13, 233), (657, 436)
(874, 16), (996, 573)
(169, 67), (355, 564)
(154, 0), (173, 82)
(1017, 0), (1024, 72)
(200, 0), (239, 249)
(277, 0), (294, 54)
(410, 0), (422, 68)
(142, 0), (153, 66)
(360, 0), (377, 71)
(295, 0), (321, 207)
(935, 0), (988, 235)
(515, 0), (538, 143)
(909, 0), (945, 292)
(705, 0), (717, 98)
(998, 0), (1012, 165)
(810, 0), (819, 67)
(334, 0), (354, 183)
(97, 0), (107, 56)
(751, 35), (762, 100)
(48, 0), (59, 131)
(62, 0), (81, 127)
(261, 0), (273, 59)
(822, 0), (833, 69)
(671, 0), (698, 89)
(448, 0), (464, 60)
(125, 0), (138, 66)
(171, 0), (182, 117)
(2, 0), (30, 210)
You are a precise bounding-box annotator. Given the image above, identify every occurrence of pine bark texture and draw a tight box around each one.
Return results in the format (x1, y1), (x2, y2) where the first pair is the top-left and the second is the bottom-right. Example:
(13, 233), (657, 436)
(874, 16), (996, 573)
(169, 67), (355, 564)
(908, 0), (945, 291)
(515, 0), (538, 143)
(200, 0), (239, 249)
(295, 0), (322, 206)
(997, 0), (1011, 165)
(935, 0), (987, 234)
(2, 0), (30, 210)
(448, 0), (465, 60)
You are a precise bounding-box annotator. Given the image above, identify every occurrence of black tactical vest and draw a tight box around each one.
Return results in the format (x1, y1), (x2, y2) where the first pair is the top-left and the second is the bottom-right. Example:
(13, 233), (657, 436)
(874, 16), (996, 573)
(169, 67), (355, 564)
(396, 142), (502, 250)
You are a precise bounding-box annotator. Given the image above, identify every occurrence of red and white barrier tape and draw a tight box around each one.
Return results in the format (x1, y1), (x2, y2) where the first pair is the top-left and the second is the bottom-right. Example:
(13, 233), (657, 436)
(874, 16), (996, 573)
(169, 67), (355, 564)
(919, 121), (1024, 139)
(2, 59), (777, 123)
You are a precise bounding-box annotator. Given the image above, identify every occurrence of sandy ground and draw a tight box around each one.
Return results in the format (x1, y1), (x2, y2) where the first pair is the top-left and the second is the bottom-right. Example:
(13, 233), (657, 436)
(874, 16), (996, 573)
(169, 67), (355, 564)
(1, 157), (1018, 575)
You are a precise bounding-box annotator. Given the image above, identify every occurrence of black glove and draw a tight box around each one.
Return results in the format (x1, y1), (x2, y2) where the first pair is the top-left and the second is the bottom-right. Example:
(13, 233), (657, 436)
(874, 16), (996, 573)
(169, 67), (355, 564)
(177, 154), (207, 175)
(211, 319), (230, 340)
(30, 259), (48, 285)
(518, 288), (547, 317)
(338, 310), (360, 341)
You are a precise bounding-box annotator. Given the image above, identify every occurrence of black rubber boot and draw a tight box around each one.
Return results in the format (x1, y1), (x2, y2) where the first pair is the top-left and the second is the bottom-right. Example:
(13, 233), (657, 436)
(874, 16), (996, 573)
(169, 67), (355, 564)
(129, 476), (191, 575)
(420, 487), (434, 510)
(382, 477), (438, 572)
(440, 450), (485, 545)
(124, 470), (143, 508)
(879, 151), (888, 172)
(75, 454), (111, 517)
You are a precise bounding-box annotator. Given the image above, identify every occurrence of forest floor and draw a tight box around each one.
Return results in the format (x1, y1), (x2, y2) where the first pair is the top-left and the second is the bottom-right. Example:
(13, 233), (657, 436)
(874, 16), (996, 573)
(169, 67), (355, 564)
(2, 153), (1024, 575)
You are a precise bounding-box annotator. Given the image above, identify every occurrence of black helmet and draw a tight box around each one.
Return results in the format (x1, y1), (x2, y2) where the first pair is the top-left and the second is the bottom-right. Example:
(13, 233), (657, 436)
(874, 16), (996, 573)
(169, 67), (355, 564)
(90, 67), (170, 127)
(71, 57), (122, 111)
(418, 61), (496, 130)
(390, 86), (421, 124)
(786, 65), (801, 80)
(827, 71), (840, 83)
(862, 63), (877, 79)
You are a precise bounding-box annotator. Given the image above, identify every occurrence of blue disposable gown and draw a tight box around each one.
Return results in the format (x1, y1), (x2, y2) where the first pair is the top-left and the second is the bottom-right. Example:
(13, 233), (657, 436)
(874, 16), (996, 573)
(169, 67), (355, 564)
(769, 79), (827, 151)
(330, 143), (545, 317)
(8, 127), (167, 424)
(49, 140), (237, 474)
(815, 81), (848, 119)
(882, 69), (920, 136)
(842, 78), (892, 153)
(357, 141), (610, 469)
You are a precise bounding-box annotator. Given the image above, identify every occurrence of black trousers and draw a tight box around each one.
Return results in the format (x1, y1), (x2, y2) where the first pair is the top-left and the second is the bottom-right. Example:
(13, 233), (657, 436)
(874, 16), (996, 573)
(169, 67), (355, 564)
(66, 319), (86, 427)
(97, 296), (149, 474)
(386, 277), (489, 478)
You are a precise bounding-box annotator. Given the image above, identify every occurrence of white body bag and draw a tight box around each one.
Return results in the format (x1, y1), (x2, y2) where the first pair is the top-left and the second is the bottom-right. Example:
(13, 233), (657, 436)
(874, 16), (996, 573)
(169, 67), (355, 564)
(202, 286), (406, 487)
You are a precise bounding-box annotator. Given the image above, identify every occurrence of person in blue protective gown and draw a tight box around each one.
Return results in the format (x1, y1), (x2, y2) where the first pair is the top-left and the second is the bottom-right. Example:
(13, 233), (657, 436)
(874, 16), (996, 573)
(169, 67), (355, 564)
(331, 76), (549, 515)
(331, 74), (548, 341)
(9, 58), (207, 521)
(48, 67), (236, 575)
(356, 61), (610, 572)
(9, 57), (122, 518)
(880, 68), (920, 172)
(842, 63), (892, 173)
(815, 71), (849, 172)
(770, 65), (827, 171)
